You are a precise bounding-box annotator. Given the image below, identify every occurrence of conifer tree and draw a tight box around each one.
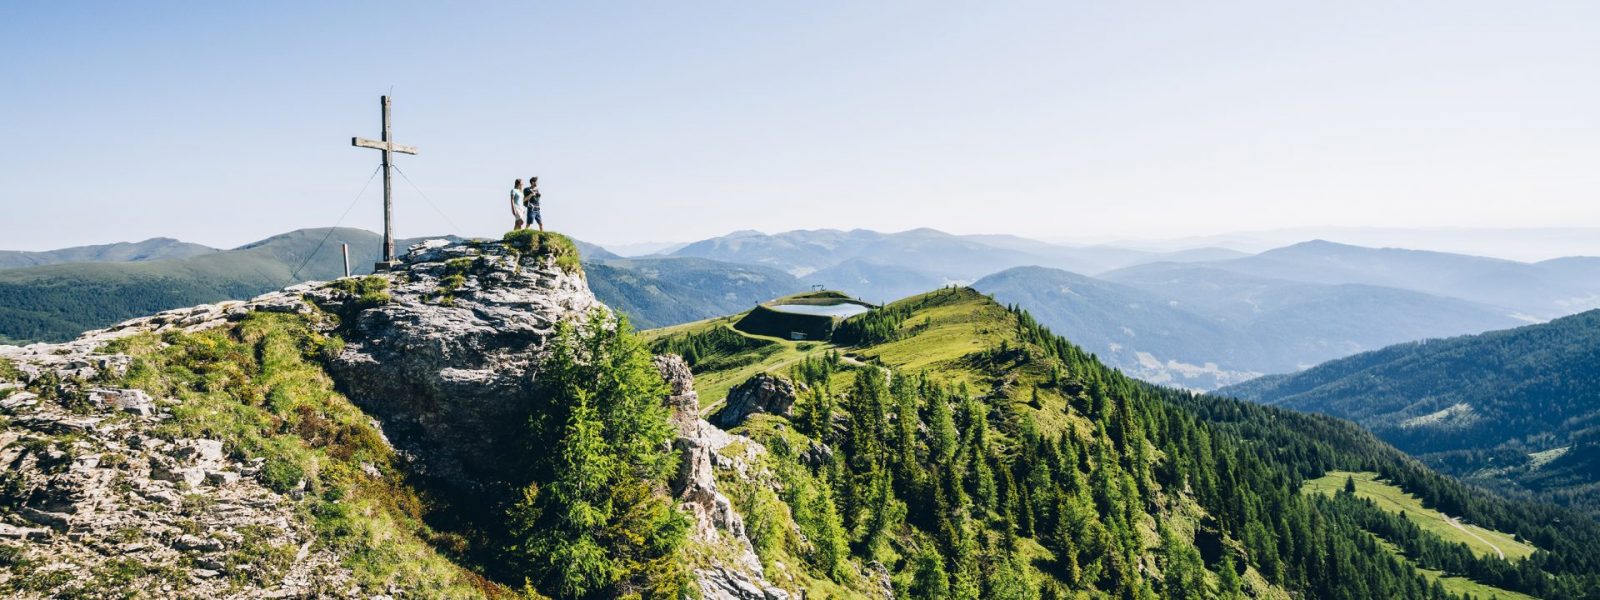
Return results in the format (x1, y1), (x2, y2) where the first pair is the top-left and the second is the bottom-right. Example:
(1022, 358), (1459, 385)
(910, 545), (952, 599)
(506, 312), (688, 598)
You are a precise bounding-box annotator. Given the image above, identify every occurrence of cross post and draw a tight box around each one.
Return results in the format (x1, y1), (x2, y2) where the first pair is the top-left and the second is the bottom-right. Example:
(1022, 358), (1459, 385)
(351, 95), (419, 271)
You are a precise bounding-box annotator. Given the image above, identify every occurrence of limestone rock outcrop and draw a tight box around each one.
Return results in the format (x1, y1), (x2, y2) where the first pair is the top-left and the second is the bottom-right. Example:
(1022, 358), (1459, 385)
(656, 355), (790, 600)
(0, 237), (796, 599)
(313, 239), (600, 485)
(714, 372), (798, 428)
(0, 301), (350, 598)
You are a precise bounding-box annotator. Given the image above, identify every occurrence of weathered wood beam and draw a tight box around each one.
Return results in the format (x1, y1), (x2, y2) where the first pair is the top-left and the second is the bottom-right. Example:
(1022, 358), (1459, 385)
(351, 137), (418, 155)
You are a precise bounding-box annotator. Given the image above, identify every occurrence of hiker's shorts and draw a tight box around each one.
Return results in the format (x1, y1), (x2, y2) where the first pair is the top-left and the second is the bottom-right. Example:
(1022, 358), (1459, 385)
(527, 206), (542, 225)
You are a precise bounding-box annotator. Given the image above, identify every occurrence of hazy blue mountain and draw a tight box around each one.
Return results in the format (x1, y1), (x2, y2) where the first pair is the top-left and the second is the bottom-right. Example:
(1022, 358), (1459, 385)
(978, 265), (1525, 389)
(1221, 310), (1600, 512)
(582, 256), (802, 329)
(1108, 240), (1600, 319)
(672, 228), (1256, 302)
(962, 234), (1249, 272)
(672, 228), (1039, 280)
(974, 266), (1262, 388)
(0, 237), (218, 269)
(569, 239), (620, 260)
(1089, 226), (1600, 262)
(602, 240), (690, 257)
(1153, 246), (1252, 263)
(799, 259), (949, 305)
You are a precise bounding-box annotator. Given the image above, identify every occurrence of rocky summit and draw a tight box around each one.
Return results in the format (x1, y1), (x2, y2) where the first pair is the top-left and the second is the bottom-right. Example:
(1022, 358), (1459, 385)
(0, 234), (785, 599)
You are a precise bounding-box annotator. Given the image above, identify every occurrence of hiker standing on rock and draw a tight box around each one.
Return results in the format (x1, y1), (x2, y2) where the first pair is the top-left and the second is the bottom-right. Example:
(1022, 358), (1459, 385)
(523, 177), (543, 232)
(509, 178), (525, 230)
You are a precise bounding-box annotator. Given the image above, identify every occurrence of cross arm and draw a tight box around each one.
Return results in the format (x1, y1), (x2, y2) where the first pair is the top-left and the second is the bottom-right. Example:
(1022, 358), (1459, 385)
(352, 137), (419, 155)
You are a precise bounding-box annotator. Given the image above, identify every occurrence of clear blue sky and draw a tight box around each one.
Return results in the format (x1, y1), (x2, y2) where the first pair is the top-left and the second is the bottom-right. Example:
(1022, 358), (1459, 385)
(3, 1), (1598, 250)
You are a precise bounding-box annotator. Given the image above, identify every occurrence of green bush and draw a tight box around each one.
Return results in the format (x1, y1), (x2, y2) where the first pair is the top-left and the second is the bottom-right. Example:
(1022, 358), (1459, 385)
(501, 230), (582, 275)
(329, 275), (391, 309)
(0, 545), (21, 567)
(260, 454), (306, 494)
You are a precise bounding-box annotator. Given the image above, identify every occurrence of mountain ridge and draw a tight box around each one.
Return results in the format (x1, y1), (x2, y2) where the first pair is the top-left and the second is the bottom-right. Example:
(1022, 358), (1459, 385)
(1221, 309), (1600, 513)
(0, 237), (219, 269)
(0, 228), (804, 345)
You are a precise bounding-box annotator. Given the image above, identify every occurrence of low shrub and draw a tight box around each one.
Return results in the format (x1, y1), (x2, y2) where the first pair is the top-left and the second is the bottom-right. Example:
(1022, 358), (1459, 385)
(501, 229), (582, 275)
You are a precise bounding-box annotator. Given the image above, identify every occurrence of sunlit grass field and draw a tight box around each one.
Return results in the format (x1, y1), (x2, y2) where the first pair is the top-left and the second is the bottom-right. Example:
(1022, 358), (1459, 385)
(1303, 471), (1537, 561)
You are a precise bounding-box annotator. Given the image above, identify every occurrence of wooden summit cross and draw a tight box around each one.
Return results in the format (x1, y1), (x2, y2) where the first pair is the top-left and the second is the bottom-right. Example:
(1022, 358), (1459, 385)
(351, 95), (419, 271)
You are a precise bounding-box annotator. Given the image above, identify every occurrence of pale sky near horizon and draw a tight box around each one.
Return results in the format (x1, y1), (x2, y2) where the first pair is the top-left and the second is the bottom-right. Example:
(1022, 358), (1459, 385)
(3, 2), (1598, 252)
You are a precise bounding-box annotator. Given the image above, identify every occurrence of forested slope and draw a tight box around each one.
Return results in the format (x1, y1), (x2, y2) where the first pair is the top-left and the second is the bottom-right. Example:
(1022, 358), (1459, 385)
(1223, 310), (1600, 513)
(647, 288), (1600, 599)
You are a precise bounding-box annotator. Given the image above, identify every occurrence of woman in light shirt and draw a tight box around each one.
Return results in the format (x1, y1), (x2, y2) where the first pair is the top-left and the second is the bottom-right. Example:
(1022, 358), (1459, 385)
(509, 178), (525, 230)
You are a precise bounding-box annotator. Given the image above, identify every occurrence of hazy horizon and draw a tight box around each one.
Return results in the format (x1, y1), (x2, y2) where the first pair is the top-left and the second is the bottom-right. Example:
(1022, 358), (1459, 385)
(5, 3), (1599, 257)
(8, 223), (1598, 264)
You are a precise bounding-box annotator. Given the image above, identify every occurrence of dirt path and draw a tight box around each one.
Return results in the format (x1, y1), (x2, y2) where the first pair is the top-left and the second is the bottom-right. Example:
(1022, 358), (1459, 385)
(1447, 516), (1505, 560)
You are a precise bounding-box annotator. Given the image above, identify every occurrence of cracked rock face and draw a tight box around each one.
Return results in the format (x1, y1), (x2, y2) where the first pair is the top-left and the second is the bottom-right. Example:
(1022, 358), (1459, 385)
(316, 241), (601, 486)
(714, 373), (798, 428)
(656, 355), (790, 600)
(0, 323), (350, 598)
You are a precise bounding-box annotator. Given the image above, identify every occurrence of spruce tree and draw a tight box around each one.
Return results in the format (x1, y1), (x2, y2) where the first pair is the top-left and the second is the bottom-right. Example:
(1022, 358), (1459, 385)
(506, 312), (688, 598)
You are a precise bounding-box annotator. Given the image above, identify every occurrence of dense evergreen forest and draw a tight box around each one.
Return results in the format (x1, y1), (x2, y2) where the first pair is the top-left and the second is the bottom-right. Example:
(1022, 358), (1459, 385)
(1223, 309), (1600, 514)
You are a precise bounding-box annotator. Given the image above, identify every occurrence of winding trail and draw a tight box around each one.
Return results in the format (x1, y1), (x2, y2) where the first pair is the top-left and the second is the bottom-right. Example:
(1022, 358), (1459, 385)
(1447, 516), (1505, 560)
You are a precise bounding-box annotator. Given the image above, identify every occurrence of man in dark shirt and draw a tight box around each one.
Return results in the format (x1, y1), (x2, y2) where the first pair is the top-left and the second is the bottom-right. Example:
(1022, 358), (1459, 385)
(523, 177), (542, 232)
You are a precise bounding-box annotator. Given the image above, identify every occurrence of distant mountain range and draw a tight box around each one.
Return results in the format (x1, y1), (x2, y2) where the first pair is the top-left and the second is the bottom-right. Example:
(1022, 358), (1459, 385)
(9, 227), (1599, 397)
(1221, 310), (1600, 513)
(1087, 225), (1600, 262)
(1106, 240), (1600, 320)
(662, 228), (1600, 389)
(972, 266), (1522, 389)
(583, 256), (801, 329)
(670, 228), (1236, 287)
(0, 237), (218, 268)
(0, 229), (436, 344)
(0, 229), (804, 344)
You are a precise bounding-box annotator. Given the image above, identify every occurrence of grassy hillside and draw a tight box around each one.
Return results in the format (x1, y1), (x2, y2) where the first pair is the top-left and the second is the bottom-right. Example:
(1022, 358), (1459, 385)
(648, 287), (1600, 598)
(1304, 472), (1536, 561)
(1223, 310), (1600, 514)
(1302, 472), (1539, 600)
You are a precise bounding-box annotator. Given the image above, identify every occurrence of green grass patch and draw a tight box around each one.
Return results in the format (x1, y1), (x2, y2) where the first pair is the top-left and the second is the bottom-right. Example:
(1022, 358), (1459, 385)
(1369, 537), (1538, 600)
(429, 257), (480, 305)
(1303, 471), (1537, 561)
(328, 275), (391, 309)
(501, 229), (582, 275)
(850, 288), (1012, 383)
